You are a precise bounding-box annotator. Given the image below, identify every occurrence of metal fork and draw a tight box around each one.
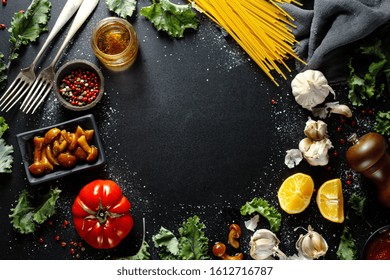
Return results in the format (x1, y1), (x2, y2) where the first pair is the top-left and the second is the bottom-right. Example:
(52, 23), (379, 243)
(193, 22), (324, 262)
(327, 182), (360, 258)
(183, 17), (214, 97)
(21, 0), (100, 114)
(0, 0), (84, 112)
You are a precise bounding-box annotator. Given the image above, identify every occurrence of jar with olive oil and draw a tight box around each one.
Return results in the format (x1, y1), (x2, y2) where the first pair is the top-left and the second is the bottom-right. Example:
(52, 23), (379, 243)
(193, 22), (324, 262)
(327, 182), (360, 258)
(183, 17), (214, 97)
(91, 17), (138, 71)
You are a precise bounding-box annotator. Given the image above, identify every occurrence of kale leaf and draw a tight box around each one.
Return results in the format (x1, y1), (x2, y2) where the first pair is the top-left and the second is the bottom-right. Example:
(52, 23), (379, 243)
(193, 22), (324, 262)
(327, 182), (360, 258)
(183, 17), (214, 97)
(9, 187), (61, 234)
(140, 0), (199, 38)
(8, 0), (51, 61)
(240, 197), (282, 232)
(0, 52), (7, 92)
(152, 215), (210, 260)
(105, 0), (137, 18)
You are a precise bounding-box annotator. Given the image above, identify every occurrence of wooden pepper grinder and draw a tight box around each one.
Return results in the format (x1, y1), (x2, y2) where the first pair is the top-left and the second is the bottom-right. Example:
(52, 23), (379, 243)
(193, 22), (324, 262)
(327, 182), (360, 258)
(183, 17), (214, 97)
(346, 132), (390, 207)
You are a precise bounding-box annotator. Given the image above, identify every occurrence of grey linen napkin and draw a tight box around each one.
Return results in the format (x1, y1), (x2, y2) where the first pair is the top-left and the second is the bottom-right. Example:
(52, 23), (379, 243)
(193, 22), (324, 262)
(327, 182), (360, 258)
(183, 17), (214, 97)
(282, 0), (390, 84)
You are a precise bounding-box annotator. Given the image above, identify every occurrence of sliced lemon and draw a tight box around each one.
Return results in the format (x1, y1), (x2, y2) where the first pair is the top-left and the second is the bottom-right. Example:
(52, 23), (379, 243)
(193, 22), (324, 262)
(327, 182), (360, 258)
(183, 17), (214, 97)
(316, 178), (344, 223)
(277, 173), (314, 214)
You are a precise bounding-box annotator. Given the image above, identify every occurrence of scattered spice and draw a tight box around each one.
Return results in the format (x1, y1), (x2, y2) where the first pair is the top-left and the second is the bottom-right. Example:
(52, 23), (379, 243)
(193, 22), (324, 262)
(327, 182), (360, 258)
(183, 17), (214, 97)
(62, 220), (69, 228)
(2, 0), (7, 6)
(59, 68), (99, 107)
(0, 24), (5, 30)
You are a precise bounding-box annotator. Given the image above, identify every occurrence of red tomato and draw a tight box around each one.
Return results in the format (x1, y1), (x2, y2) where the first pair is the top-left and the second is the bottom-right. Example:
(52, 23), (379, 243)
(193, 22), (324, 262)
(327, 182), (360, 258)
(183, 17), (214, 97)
(72, 180), (134, 249)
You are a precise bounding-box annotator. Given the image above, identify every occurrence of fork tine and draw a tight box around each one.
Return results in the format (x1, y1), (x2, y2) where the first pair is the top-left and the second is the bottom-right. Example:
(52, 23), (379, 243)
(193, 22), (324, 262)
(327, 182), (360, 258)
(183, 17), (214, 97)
(0, 76), (22, 104)
(23, 82), (52, 114)
(0, 77), (25, 107)
(29, 84), (53, 114)
(0, 81), (31, 112)
(20, 78), (45, 111)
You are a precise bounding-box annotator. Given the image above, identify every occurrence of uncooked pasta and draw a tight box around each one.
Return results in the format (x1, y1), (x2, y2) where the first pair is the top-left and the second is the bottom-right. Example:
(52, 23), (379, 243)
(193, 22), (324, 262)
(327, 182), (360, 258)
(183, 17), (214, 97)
(189, 0), (305, 86)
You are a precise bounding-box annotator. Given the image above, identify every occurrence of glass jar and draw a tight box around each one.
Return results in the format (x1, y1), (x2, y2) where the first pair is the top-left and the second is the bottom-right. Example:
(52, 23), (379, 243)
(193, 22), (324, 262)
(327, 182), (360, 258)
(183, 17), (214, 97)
(91, 17), (139, 71)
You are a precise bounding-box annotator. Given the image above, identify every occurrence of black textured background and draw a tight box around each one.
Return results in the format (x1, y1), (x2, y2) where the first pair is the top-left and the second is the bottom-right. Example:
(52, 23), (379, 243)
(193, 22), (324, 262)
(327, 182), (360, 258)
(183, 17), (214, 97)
(0, 0), (389, 260)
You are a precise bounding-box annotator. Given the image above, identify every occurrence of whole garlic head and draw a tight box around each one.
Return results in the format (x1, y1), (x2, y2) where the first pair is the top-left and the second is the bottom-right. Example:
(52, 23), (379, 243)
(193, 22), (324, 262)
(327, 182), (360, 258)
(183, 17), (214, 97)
(304, 118), (328, 140)
(299, 137), (333, 166)
(250, 229), (286, 260)
(295, 226), (328, 259)
(291, 70), (335, 111)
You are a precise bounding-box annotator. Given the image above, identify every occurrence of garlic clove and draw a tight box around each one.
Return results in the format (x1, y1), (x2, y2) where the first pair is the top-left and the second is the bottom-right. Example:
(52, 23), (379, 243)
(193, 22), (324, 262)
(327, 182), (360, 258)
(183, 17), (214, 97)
(284, 149), (303, 169)
(299, 138), (333, 166)
(304, 118), (328, 140)
(250, 229), (285, 260)
(330, 104), (353, 118)
(295, 226), (328, 259)
(244, 214), (260, 232)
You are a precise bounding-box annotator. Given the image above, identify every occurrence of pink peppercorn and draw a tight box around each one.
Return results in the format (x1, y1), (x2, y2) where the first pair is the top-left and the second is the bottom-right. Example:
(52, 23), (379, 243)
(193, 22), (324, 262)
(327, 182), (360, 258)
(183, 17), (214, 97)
(59, 68), (100, 107)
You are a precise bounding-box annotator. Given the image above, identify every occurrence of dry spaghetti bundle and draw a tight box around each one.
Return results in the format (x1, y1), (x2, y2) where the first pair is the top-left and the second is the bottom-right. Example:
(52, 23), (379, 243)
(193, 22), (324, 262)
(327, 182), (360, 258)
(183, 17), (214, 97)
(189, 0), (305, 86)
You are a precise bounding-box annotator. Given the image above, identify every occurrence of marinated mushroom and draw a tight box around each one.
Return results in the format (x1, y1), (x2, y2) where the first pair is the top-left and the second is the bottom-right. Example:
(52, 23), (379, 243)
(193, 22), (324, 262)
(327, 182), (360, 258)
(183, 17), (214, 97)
(44, 128), (61, 145)
(84, 129), (95, 143)
(212, 242), (244, 260)
(28, 137), (46, 175)
(41, 148), (54, 173)
(73, 146), (88, 161)
(57, 152), (77, 168)
(228, 224), (242, 249)
(77, 135), (98, 162)
(28, 125), (98, 176)
(45, 145), (59, 166)
(69, 126), (85, 151)
(52, 137), (68, 156)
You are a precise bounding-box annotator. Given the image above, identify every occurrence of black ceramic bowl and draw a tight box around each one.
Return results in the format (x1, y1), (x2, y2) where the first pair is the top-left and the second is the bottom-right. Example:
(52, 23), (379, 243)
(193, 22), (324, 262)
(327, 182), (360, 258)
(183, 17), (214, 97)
(54, 60), (104, 111)
(363, 225), (390, 260)
(16, 114), (106, 185)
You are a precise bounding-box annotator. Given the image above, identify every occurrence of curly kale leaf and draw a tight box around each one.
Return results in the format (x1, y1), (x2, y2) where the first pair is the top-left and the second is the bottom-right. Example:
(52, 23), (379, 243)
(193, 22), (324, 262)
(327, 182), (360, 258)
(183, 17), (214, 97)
(348, 39), (389, 106)
(0, 138), (13, 173)
(8, 0), (51, 61)
(9, 187), (61, 234)
(140, 0), (199, 38)
(375, 111), (390, 136)
(32, 187), (61, 224)
(118, 241), (151, 260)
(152, 215), (210, 260)
(105, 0), (137, 18)
(153, 226), (180, 259)
(9, 190), (37, 234)
(0, 52), (7, 92)
(0, 116), (9, 138)
(337, 226), (357, 260)
(240, 197), (282, 232)
(178, 215), (209, 260)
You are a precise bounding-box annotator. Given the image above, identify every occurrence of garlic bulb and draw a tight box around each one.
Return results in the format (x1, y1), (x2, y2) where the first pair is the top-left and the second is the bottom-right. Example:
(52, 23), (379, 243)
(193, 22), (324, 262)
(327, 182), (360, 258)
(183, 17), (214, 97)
(291, 70), (335, 111)
(299, 137), (333, 166)
(250, 229), (286, 260)
(304, 118), (328, 140)
(295, 226), (328, 259)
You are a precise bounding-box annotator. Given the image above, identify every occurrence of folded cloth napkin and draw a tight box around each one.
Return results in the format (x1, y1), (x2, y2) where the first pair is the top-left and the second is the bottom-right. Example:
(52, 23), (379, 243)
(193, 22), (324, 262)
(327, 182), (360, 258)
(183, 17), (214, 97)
(282, 0), (390, 84)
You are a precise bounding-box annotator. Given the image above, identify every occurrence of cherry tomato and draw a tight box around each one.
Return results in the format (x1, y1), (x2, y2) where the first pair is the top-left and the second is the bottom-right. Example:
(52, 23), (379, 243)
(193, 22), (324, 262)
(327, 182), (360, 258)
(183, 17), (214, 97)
(72, 180), (134, 249)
